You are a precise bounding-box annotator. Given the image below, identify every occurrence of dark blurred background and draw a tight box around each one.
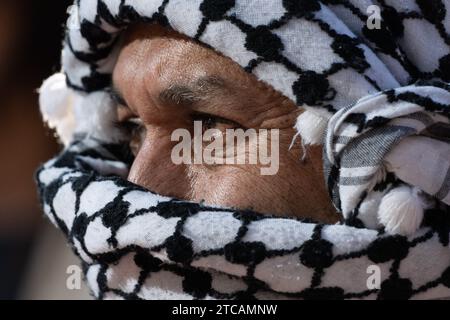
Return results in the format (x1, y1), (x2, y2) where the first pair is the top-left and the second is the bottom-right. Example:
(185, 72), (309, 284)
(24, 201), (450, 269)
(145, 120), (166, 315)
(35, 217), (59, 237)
(0, 1), (90, 299)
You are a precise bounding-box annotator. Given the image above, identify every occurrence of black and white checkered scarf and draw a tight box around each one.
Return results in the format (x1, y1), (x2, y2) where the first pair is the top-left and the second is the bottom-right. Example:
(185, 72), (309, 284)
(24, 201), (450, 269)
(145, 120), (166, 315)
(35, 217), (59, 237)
(37, 0), (450, 299)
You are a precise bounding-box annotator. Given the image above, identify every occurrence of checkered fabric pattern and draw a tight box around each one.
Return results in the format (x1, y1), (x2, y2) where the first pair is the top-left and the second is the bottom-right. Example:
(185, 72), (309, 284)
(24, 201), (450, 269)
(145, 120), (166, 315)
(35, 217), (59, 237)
(65, 0), (450, 119)
(36, 137), (450, 299)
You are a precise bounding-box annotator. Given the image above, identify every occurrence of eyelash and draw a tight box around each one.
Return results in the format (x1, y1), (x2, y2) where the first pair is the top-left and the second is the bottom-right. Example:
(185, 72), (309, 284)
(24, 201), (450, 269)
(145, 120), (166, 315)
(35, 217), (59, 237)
(190, 112), (241, 131)
(113, 113), (242, 151)
(113, 119), (144, 137)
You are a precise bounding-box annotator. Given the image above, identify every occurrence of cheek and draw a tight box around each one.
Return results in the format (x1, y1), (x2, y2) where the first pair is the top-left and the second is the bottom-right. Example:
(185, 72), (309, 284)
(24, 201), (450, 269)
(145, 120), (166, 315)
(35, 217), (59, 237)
(188, 165), (287, 213)
(127, 129), (190, 197)
(126, 123), (319, 218)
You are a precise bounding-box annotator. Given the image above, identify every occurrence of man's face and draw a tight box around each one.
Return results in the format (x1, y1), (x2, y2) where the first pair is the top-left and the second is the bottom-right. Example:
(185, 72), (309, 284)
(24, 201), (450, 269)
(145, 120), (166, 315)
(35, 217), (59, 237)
(113, 24), (337, 223)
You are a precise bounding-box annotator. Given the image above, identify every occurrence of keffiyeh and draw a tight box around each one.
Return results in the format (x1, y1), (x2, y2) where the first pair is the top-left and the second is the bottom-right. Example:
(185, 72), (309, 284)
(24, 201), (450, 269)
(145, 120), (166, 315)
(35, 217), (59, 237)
(37, 0), (450, 299)
(324, 82), (450, 234)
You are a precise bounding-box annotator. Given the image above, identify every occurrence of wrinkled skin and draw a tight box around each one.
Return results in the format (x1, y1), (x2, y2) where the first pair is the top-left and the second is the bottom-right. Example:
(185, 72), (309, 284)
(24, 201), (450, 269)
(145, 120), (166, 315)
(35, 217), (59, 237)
(113, 24), (338, 223)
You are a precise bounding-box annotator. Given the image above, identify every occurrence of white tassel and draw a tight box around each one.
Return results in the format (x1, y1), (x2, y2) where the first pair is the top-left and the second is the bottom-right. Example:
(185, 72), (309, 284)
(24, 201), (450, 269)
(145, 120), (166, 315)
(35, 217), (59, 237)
(39, 73), (76, 146)
(295, 110), (328, 145)
(377, 185), (430, 236)
(40, 73), (125, 145)
(73, 91), (125, 143)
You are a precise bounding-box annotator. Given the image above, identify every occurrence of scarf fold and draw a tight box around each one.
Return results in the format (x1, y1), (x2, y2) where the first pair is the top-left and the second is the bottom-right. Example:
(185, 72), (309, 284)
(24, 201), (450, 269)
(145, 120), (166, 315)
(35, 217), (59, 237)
(36, 137), (450, 299)
(324, 81), (450, 233)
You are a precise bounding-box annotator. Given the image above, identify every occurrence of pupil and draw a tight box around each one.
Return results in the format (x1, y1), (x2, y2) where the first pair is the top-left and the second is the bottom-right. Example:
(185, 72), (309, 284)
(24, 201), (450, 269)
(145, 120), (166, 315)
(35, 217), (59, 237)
(204, 117), (216, 130)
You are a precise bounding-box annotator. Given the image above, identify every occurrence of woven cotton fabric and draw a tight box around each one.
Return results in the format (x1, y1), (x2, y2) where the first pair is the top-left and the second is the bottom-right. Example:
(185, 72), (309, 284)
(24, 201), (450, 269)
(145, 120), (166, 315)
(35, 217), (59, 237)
(36, 0), (450, 299)
(64, 0), (450, 115)
(324, 81), (450, 229)
(36, 137), (450, 299)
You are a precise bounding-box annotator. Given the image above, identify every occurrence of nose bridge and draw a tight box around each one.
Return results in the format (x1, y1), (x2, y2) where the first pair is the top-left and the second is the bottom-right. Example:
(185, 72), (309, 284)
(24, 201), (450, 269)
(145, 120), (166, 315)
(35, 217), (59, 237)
(127, 126), (189, 197)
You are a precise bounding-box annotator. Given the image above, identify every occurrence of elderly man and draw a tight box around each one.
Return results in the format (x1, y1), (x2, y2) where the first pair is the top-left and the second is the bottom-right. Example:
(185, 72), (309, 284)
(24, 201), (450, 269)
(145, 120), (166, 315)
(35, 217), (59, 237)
(37, 0), (450, 300)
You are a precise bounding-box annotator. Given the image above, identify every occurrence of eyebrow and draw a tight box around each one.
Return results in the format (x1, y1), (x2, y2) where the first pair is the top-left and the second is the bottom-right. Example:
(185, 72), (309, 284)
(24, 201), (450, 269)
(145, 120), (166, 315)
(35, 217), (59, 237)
(158, 76), (227, 106)
(109, 75), (227, 110)
(108, 86), (128, 108)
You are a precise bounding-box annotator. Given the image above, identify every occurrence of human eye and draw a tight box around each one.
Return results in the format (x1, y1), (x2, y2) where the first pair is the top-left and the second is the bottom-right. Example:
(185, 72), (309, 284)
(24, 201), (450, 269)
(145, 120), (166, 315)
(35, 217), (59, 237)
(114, 118), (146, 156)
(190, 112), (241, 133)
